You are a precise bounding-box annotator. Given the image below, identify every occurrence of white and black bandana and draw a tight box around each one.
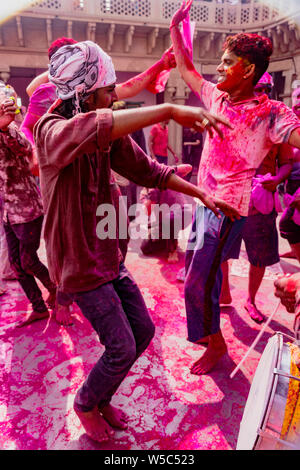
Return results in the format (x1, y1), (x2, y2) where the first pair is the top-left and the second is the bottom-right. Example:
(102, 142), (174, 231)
(49, 40), (116, 111)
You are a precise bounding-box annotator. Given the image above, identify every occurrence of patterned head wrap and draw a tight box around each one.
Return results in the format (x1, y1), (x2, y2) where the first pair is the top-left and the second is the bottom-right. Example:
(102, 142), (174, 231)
(49, 40), (116, 113)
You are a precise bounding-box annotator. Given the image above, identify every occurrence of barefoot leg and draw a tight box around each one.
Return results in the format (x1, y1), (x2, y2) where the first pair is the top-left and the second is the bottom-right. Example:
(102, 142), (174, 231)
(190, 330), (227, 375)
(74, 406), (114, 443)
(220, 261), (232, 305)
(100, 404), (128, 430)
(244, 300), (265, 324)
(46, 290), (57, 309)
(54, 304), (73, 326)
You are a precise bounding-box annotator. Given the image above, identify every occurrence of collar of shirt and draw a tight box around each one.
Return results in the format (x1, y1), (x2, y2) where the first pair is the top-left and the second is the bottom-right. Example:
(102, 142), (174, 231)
(221, 92), (265, 107)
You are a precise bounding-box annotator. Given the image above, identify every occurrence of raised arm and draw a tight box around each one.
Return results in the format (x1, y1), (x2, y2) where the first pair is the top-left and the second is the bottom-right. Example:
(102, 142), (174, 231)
(26, 71), (49, 97)
(115, 47), (176, 100)
(288, 127), (300, 149)
(170, 0), (204, 96)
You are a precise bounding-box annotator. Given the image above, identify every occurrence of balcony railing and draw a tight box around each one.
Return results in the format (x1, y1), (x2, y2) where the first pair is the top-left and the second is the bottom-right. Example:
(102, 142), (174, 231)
(24, 0), (300, 31)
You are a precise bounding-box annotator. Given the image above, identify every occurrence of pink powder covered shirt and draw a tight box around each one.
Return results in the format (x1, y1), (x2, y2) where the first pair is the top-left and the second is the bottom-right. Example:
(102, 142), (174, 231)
(198, 80), (300, 216)
(150, 123), (168, 156)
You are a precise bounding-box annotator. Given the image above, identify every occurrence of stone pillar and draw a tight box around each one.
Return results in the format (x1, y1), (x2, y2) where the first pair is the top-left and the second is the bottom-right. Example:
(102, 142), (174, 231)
(165, 69), (190, 165)
(282, 69), (295, 107)
(0, 66), (10, 83)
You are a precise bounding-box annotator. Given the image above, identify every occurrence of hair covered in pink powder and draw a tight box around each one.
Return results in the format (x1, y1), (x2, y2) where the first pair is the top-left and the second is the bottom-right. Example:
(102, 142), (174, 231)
(223, 33), (273, 85)
(48, 37), (77, 59)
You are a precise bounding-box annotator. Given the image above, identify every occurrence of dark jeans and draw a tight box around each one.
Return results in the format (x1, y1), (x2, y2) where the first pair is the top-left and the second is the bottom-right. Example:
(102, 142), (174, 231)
(184, 206), (246, 341)
(155, 155), (168, 165)
(4, 215), (56, 313)
(69, 263), (155, 412)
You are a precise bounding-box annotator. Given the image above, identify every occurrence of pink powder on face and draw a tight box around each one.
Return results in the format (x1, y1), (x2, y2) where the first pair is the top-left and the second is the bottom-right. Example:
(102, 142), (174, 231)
(217, 56), (246, 92)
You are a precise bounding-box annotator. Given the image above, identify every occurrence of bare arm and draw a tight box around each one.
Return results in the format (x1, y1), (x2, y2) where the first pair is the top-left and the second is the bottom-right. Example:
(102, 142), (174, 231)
(27, 50), (175, 101)
(111, 103), (231, 141)
(170, 1), (204, 96)
(36, 103), (230, 172)
(165, 172), (240, 221)
(115, 48), (175, 100)
(261, 166), (292, 192)
(148, 133), (156, 159)
(276, 162), (292, 183)
(288, 126), (300, 148)
(261, 143), (293, 192)
(26, 71), (48, 97)
(167, 144), (179, 163)
(277, 141), (294, 174)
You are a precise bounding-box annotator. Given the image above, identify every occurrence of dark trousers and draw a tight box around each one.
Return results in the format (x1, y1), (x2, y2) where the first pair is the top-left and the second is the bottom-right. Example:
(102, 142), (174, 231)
(184, 206), (246, 341)
(70, 263), (155, 412)
(4, 215), (56, 313)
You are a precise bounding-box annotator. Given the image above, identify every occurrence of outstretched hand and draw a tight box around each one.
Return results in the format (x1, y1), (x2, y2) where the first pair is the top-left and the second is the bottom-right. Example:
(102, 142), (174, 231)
(213, 198), (241, 221)
(170, 0), (193, 29)
(172, 105), (233, 140)
(197, 191), (221, 219)
(197, 193), (240, 221)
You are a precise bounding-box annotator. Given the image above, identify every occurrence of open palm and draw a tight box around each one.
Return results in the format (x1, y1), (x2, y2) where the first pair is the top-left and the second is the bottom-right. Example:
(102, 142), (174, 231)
(170, 0), (193, 28)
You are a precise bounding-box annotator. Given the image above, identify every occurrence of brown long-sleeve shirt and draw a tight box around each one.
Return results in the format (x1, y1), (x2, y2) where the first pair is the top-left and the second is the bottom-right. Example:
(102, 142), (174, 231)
(34, 108), (173, 293)
(0, 123), (43, 224)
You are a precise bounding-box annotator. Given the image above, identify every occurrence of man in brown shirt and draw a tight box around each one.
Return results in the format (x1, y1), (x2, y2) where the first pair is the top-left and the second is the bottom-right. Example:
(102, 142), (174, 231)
(0, 84), (56, 326)
(34, 40), (238, 443)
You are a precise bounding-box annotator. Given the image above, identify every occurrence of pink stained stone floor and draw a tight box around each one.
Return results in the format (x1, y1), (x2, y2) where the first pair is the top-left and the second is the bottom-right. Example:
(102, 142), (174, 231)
(0, 230), (299, 451)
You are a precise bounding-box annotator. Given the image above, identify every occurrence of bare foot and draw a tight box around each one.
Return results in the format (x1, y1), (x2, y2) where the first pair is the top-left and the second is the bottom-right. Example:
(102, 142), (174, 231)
(190, 331), (227, 375)
(100, 404), (128, 430)
(16, 310), (49, 328)
(74, 406), (114, 443)
(46, 290), (56, 309)
(244, 301), (265, 324)
(55, 304), (73, 326)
